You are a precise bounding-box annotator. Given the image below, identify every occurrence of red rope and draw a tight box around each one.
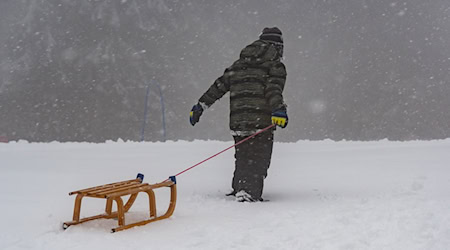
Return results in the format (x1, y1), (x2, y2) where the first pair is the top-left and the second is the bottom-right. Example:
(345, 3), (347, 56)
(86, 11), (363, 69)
(170, 124), (275, 180)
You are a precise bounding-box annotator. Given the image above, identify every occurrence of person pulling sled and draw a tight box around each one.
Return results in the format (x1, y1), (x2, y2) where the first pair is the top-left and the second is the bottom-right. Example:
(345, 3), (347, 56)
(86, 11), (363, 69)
(190, 27), (288, 202)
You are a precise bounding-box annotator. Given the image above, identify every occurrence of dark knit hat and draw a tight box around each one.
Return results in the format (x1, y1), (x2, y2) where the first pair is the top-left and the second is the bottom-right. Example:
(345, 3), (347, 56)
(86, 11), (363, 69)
(259, 27), (283, 44)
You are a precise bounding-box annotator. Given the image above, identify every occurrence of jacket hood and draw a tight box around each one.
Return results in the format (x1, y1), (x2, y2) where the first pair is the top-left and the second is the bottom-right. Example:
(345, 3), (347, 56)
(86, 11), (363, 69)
(239, 40), (282, 64)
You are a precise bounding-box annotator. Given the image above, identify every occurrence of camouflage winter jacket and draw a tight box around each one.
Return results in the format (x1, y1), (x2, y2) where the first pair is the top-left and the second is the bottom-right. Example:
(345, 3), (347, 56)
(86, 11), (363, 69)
(199, 40), (287, 136)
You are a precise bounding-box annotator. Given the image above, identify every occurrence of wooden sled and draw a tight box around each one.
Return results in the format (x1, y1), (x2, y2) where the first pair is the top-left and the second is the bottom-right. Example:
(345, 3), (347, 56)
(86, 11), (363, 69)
(63, 174), (177, 233)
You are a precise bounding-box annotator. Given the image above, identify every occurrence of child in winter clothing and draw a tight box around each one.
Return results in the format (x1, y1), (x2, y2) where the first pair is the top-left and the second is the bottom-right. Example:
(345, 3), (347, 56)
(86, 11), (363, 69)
(190, 27), (288, 202)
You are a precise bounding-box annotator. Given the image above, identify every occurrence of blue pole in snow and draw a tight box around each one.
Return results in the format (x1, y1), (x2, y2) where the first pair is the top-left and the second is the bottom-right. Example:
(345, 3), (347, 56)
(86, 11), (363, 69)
(154, 81), (167, 142)
(140, 81), (167, 142)
(141, 83), (151, 142)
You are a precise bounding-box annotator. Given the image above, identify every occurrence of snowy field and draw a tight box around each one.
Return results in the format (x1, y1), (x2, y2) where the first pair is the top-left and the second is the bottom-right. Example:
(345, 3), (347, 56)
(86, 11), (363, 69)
(0, 139), (449, 250)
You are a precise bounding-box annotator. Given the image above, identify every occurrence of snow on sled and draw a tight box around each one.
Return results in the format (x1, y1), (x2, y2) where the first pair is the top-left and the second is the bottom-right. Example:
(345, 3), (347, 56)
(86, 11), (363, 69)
(63, 174), (176, 233)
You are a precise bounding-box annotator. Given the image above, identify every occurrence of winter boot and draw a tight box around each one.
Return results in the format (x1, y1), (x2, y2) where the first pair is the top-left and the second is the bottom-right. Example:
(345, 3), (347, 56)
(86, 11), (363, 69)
(235, 190), (263, 202)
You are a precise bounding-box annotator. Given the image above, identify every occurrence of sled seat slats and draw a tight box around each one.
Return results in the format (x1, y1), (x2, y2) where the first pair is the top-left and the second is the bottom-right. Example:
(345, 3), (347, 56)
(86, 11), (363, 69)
(69, 179), (140, 195)
(84, 183), (149, 198)
(63, 175), (177, 233)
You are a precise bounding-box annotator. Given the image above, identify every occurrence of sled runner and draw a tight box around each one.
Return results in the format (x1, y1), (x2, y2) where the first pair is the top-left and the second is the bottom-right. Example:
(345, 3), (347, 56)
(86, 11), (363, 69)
(63, 174), (176, 233)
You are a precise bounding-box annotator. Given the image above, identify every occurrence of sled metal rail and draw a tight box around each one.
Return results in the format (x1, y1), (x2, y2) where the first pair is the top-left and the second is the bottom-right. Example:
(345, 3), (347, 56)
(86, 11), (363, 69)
(63, 174), (177, 233)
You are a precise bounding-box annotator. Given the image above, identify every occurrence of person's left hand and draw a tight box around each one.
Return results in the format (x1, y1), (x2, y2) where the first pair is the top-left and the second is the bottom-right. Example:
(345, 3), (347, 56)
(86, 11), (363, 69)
(271, 109), (288, 128)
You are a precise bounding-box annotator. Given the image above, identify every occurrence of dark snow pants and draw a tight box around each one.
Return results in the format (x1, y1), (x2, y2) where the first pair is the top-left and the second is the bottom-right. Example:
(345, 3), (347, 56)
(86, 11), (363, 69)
(232, 129), (274, 199)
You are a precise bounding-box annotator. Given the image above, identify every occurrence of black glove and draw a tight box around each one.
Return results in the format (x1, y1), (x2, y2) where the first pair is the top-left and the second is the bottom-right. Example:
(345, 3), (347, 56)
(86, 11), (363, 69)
(190, 103), (204, 126)
(271, 108), (288, 128)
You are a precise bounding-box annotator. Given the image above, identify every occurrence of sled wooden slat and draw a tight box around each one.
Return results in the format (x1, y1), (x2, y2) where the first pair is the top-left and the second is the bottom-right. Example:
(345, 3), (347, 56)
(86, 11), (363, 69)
(63, 176), (177, 233)
(94, 183), (148, 196)
(69, 179), (140, 195)
(85, 182), (143, 196)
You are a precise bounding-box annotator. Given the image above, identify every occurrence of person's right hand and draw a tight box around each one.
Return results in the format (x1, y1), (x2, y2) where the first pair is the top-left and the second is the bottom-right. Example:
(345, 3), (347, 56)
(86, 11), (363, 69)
(190, 103), (204, 126)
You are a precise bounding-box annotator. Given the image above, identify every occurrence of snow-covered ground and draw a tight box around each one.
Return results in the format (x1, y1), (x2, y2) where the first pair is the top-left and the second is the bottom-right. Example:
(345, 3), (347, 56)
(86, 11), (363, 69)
(0, 139), (449, 250)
